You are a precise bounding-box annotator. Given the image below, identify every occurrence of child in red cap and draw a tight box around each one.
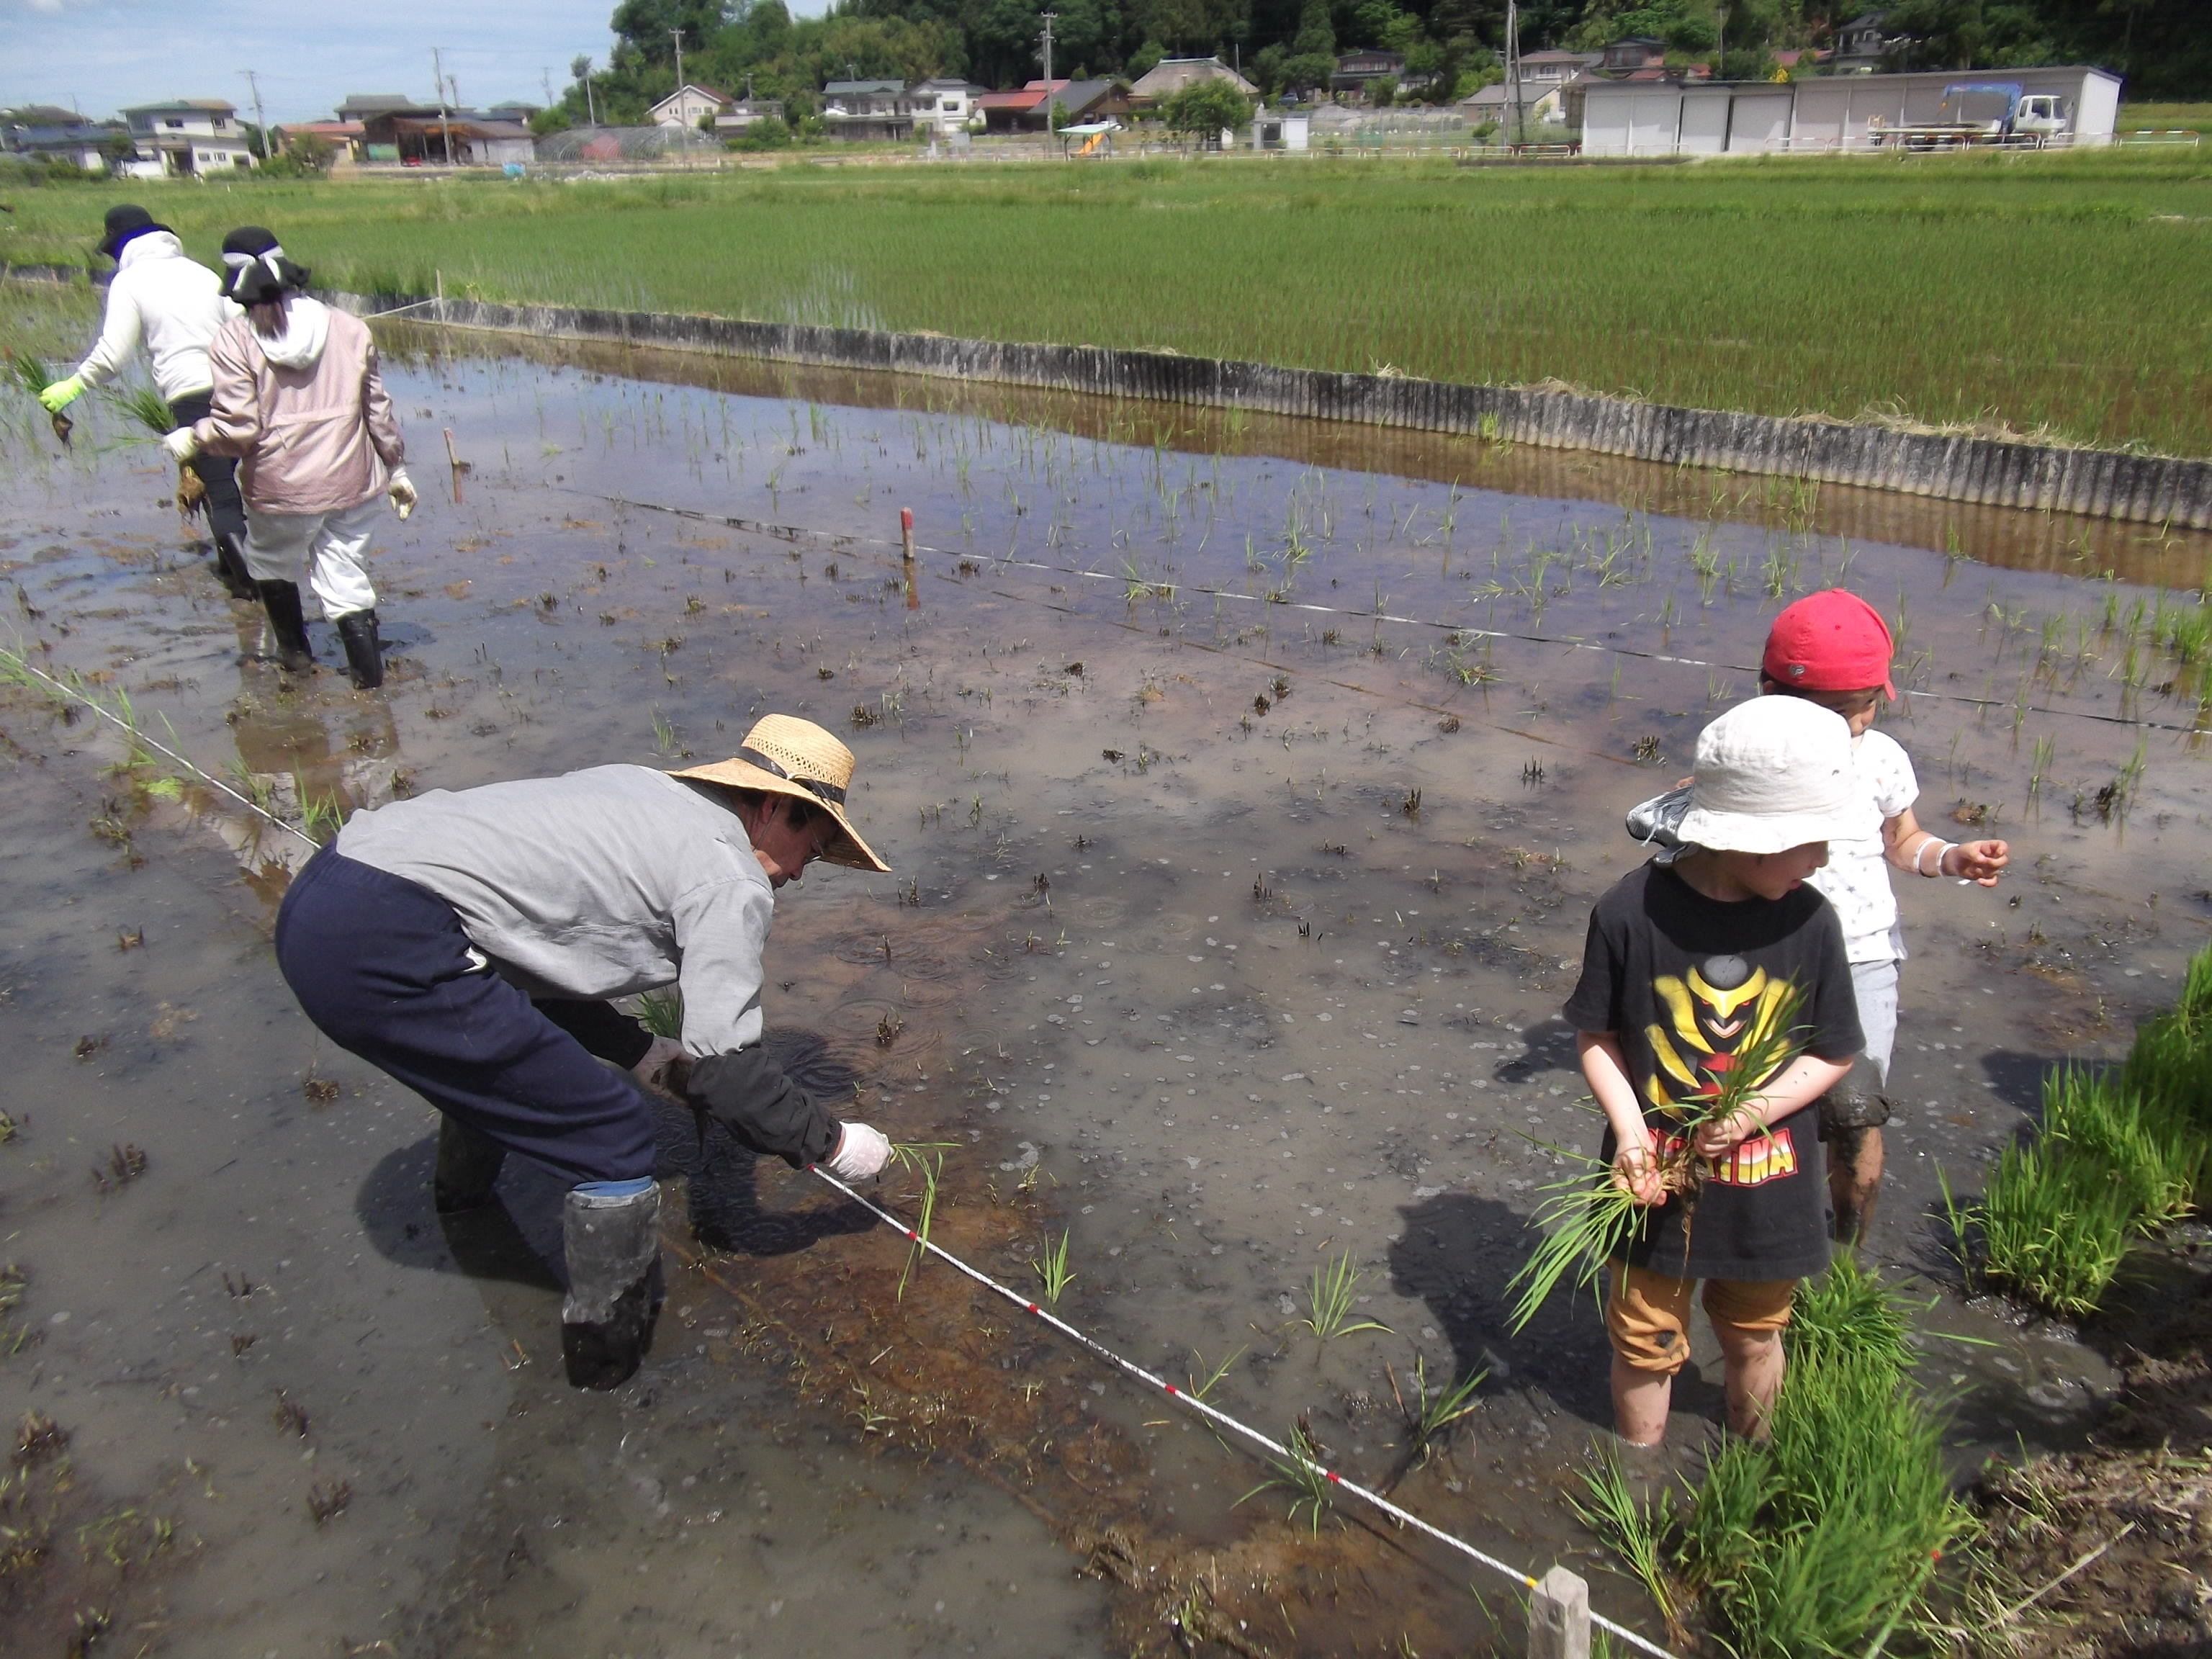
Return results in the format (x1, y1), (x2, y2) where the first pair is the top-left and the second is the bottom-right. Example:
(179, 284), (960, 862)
(1631, 588), (2009, 1244)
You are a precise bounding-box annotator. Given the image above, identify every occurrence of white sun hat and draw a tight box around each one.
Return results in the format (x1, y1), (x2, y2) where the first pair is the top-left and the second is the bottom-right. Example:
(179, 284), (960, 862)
(1673, 696), (1880, 855)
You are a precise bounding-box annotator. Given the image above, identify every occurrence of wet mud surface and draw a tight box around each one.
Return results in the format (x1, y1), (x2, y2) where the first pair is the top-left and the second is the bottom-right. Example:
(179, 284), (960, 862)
(6, 316), (2212, 1654)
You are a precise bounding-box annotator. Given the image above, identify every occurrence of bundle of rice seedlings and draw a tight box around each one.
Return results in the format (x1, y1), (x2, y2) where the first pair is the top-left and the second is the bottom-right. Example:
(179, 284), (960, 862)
(5, 349), (71, 446)
(1581, 1262), (1962, 1656)
(2041, 1065), (2196, 1227)
(1974, 1137), (2137, 1316)
(1507, 983), (1807, 1332)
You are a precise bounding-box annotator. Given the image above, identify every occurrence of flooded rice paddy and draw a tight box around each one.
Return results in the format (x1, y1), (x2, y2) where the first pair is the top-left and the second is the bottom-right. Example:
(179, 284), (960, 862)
(4, 318), (2212, 1655)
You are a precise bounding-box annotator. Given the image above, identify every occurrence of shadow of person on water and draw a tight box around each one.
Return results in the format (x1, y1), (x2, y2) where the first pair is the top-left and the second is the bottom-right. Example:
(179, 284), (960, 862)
(1493, 1016), (1582, 1087)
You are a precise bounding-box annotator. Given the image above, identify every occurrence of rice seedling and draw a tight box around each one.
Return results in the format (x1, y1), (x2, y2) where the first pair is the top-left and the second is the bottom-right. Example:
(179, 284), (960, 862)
(1292, 1250), (1393, 1341)
(634, 987), (684, 1039)
(4, 349), (71, 445)
(1236, 1419), (1335, 1537)
(110, 382), (176, 438)
(1387, 1353), (1486, 1468)
(1784, 1250), (1914, 1375)
(893, 1147), (943, 1301)
(1508, 983), (1808, 1333)
(1029, 1228), (1074, 1306)
(1187, 1345), (1244, 1402)
(1571, 1451), (1682, 1631)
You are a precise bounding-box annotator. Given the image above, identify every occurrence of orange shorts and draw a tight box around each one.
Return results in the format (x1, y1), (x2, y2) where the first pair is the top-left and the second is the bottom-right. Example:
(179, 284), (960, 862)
(1605, 1262), (1797, 1375)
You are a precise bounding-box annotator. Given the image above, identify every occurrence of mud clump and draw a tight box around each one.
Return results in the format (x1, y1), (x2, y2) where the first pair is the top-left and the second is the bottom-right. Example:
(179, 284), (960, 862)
(1967, 1266), (2212, 1655)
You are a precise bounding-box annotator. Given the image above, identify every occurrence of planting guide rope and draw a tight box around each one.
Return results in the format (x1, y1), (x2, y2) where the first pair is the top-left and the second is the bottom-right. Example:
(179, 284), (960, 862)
(807, 1164), (1681, 1659)
(560, 484), (2212, 739)
(0, 646), (320, 851)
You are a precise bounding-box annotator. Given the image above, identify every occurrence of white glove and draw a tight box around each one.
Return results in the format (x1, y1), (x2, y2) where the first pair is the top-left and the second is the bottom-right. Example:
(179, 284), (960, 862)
(629, 1035), (687, 1096)
(826, 1120), (891, 1181)
(162, 427), (199, 462)
(388, 468), (418, 521)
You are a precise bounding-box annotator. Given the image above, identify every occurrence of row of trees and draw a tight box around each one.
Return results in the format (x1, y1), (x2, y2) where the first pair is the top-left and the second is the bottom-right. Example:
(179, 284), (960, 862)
(530, 0), (2200, 132)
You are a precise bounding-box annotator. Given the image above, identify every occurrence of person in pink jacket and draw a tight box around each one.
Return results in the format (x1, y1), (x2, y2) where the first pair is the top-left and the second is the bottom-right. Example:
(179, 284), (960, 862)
(166, 228), (415, 688)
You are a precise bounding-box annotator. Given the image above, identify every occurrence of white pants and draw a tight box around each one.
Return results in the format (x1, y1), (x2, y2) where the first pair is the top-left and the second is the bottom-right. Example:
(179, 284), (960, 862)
(243, 498), (380, 620)
(1850, 958), (1900, 1087)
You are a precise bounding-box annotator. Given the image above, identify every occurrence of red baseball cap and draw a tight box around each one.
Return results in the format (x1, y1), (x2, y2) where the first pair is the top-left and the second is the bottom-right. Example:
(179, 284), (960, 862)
(1761, 588), (1897, 700)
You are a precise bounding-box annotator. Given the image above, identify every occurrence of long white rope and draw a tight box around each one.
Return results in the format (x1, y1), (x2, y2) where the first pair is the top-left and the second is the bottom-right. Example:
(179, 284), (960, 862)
(568, 485), (2208, 737)
(0, 646), (318, 850)
(806, 1164), (1681, 1659)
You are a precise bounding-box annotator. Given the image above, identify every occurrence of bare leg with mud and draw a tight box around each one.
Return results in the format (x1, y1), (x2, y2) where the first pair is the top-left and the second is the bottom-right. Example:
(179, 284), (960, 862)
(1717, 1323), (1786, 1439)
(1611, 1356), (1672, 1447)
(1828, 1124), (1883, 1248)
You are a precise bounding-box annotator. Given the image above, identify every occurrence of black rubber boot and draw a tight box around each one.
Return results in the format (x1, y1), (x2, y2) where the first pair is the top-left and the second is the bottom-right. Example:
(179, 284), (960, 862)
(255, 580), (314, 673)
(212, 532), (256, 602)
(432, 1115), (508, 1215)
(335, 608), (385, 690)
(560, 1182), (665, 1391)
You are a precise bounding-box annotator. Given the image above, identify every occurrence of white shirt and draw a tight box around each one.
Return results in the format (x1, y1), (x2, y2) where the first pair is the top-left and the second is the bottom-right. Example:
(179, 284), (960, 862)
(1806, 728), (1917, 965)
(72, 232), (240, 403)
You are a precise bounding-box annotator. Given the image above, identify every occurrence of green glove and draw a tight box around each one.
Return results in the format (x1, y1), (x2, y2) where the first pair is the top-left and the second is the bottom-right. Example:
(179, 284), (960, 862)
(38, 375), (85, 414)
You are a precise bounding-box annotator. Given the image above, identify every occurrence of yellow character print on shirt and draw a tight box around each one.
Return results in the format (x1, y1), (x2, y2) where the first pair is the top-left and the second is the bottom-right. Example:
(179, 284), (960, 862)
(1640, 953), (1804, 1187)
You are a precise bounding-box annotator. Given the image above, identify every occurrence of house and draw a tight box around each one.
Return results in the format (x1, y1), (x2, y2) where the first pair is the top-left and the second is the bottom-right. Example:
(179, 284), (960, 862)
(1462, 63), (1588, 125)
(1251, 110), (1310, 150)
(647, 84), (732, 130)
(271, 120), (367, 164)
(1127, 58), (1258, 105)
(1581, 63), (2121, 154)
(910, 77), (986, 136)
(711, 99), (788, 137)
(976, 78), (1124, 134)
(1833, 13), (1892, 73)
(1599, 37), (1669, 73)
(376, 114), (534, 166)
(1519, 49), (1603, 90)
(0, 105), (121, 171)
(821, 79), (913, 141)
(1331, 49), (1405, 94)
(120, 99), (254, 174)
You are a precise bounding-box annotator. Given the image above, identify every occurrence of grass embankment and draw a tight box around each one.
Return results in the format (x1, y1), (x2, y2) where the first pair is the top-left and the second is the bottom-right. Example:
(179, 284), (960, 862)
(4, 150), (2208, 455)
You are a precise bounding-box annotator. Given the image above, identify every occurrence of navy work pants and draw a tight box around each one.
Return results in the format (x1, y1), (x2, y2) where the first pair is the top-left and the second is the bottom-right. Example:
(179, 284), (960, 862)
(167, 390), (247, 544)
(274, 845), (657, 1186)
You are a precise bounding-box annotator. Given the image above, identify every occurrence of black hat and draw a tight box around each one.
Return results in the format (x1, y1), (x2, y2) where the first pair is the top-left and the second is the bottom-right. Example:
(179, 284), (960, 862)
(99, 204), (169, 258)
(220, 225), (282, 261)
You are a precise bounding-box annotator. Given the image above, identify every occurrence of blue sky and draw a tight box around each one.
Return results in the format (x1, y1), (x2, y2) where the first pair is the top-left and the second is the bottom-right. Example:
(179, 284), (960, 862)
(1, 0), (829, 125)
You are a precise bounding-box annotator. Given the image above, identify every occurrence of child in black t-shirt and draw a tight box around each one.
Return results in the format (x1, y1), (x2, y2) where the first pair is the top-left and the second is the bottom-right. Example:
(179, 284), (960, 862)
(1563, 696), (1871, 1447)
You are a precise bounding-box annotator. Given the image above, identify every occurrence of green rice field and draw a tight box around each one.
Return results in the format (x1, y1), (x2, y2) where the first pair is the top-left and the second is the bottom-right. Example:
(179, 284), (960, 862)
(5, 148), (2208, 455)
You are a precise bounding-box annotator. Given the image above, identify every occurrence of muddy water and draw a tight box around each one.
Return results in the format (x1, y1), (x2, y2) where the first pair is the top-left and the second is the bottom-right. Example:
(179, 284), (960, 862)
(5, 326), (2212, 1654)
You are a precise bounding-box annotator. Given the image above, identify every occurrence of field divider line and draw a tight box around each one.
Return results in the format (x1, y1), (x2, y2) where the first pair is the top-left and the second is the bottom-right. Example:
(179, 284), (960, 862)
(573, 484), (2208, 736)
(803, 1163), (1681, 1659)
(0, 644), (319, 850)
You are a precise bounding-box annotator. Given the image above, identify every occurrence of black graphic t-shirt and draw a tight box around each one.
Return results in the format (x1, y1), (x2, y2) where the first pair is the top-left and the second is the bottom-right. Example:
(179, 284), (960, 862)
(1561, 860), (1862, 1282)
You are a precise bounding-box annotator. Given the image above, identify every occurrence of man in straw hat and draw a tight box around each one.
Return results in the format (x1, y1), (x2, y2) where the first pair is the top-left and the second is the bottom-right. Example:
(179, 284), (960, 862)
(273, 715), (895, 1390)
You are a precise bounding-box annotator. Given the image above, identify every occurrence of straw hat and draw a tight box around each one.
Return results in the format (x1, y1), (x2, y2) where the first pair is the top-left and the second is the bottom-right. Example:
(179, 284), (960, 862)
(671, 714), (890, 873)
(1673, 696), (1879, 855)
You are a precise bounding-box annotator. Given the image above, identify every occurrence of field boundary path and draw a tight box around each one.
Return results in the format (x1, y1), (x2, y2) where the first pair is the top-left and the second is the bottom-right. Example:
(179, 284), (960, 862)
(331, 289), (2212, 531)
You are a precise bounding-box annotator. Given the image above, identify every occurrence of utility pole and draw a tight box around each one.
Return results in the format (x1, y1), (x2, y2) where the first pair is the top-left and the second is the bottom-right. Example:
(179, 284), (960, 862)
(542, 66), (555, 112)
(672, 27), (687, 102)
(1503, 0), (1522, 148)
(1039, 11), (1057, 87)
(240, 68), (269, 160)
(1715, 3), (1727, 79)
(432, 48), (455, 165)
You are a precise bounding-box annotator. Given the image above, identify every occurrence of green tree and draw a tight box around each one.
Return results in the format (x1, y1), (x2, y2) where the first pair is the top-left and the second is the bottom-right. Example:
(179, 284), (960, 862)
(1159, 76), (1255, 135)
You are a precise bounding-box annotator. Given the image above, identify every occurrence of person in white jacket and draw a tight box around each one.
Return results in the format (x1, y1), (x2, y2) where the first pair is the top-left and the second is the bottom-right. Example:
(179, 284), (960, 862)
(40, 205), (269, 606)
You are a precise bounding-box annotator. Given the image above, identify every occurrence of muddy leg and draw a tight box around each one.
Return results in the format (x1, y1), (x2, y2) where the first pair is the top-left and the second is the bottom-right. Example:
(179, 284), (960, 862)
(1611, 1355), (1672, 1447)
(1827, 1123), (1883, 1248)
(1716, 1323), (1785, 1440)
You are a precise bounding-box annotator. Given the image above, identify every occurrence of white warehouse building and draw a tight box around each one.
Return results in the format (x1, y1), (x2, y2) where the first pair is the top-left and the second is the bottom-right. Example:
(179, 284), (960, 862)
(1581, 66), (2121, 156)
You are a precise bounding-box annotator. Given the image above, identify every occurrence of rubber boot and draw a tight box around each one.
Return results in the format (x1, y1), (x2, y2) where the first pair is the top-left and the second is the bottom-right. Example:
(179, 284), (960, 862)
(212, 531), (257, 602)
(335, 608), (385, 690)
(560, 1179), (665, 1391)
(432, 1115), (508, 1215)
(256, 580), (314, 673)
